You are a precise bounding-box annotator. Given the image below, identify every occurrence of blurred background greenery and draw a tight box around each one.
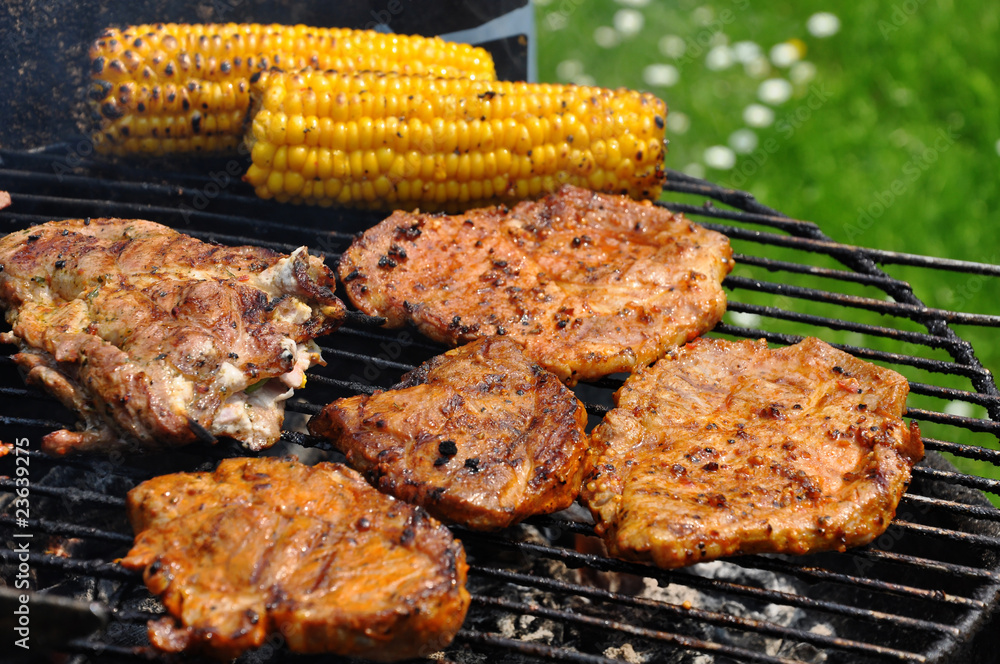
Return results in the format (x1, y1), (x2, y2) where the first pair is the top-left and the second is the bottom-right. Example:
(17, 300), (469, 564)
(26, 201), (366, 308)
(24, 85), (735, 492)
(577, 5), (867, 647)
(532, 0), (999, 491)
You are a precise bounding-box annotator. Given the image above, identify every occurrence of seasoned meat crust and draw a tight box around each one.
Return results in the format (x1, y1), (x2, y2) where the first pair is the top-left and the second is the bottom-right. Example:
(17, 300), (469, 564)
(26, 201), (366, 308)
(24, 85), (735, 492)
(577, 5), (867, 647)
(338, 184), (732, 383)
(582, 337), (923, 569)
(0, 219), (345, 454)
(121, 457), (470, 661)
(309, 337), (589, 530)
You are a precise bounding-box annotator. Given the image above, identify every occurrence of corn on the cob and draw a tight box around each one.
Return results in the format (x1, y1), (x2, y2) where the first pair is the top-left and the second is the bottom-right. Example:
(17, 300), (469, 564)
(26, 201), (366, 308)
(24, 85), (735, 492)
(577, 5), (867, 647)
(244, 69), (667, 210)
(89, 23), (497, 156)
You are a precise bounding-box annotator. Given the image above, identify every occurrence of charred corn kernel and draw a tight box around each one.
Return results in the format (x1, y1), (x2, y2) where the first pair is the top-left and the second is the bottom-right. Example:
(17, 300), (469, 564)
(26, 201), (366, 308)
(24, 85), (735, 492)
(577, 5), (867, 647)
(244, 69), (667, 209)
(89, 22), (497, 156)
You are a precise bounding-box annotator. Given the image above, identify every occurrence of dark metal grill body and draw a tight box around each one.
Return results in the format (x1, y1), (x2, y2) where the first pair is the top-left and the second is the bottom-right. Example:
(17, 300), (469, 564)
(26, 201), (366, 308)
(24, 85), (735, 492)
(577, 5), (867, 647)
(0, 146), (998, 664)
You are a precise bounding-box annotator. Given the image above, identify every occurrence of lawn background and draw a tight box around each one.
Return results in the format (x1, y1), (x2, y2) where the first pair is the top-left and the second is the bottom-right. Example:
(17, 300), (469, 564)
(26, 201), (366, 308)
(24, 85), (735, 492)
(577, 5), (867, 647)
(533, 0), (1000, 490)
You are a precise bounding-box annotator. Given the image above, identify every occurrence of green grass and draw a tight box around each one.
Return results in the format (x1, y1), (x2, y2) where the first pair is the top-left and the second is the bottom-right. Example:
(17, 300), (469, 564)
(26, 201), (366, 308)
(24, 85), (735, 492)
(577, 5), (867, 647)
(534, 0), (1000, 493)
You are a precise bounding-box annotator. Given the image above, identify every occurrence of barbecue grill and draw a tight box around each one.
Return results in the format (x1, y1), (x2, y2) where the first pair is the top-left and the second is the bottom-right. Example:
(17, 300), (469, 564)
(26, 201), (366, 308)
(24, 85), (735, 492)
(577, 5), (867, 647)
(1, 142), (998, 664)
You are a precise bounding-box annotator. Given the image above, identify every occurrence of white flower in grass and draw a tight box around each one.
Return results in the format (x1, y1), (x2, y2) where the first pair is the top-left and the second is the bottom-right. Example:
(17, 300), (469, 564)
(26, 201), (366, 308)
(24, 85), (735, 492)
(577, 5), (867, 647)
(615, 0), (650, 6)
(944, 400), (974, 418)
(706, 45), (734, 71)
(704, 145), (736, 170)
(758, 78), (793, 105)
(729, 129), (759, 154)
(683, 162), (706, 178)
(573, 74), (596, 86)
(545, 12), (567, 30)
(744, 55), (771, 78)
(743, 104), (775, 128)
(807, 12), (841, 38)
(614, 9), (645, 37)
(790, 61), (817, 85)
(769, 42), (801, 68)
(732, 41), (762, 64)
(593, 26), (620, 48)
(727, 311), (762, 329)
(643, 64), (679, 87)
(659, 34), (687, 59)
(666, 112), (690, 135)
(556, 59), (584, 81)
(692, 6), (715, 26)
(995, 139), (1000, 156)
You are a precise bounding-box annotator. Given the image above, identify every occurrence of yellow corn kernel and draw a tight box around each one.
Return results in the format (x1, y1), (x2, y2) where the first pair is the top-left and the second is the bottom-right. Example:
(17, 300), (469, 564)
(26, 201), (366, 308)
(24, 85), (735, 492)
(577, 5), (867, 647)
(243, 69), (667, 210)
(90, 22), (497, 156)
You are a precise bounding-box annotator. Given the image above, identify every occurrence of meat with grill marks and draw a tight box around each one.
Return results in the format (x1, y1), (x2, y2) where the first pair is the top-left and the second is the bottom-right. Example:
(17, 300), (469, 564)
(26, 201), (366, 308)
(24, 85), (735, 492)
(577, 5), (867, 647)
(0, 218), (345, 454)
(309, 337), (590, 530)
(582, 337), (923, 568)
(121, 456), (470, 661)
(337, 184), (733, 384)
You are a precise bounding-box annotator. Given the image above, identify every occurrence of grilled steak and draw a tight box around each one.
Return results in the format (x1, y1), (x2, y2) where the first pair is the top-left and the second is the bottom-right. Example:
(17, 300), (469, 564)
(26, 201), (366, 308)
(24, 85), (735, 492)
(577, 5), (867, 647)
(121, 456), (470, 661)
(338, 184), (732, 383)
(582, 337), (923, 568)
(309, 337), (589, 530)
(0, 219), (345, 454)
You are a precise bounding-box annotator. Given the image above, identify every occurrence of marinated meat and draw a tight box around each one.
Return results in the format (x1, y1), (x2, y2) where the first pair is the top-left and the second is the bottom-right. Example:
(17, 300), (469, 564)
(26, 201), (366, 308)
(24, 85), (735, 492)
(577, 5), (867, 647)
(338, 184), (732, 384)
(309, 337), (589, 530)
(0, 191), (10, 210)
(582, 337), (923, 568)
(0, 219), (345, 454)
(121, 456), (470, 661)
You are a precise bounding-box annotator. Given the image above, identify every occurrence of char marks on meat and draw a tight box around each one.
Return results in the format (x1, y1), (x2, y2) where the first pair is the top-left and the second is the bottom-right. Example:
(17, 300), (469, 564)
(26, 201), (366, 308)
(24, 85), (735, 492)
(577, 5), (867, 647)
(338, 184), (733, 383)
(309, 337), (590, 530)
(0, 218), (346, 454)
(121, 456), (470, 661)
(582, 337), (923, 568)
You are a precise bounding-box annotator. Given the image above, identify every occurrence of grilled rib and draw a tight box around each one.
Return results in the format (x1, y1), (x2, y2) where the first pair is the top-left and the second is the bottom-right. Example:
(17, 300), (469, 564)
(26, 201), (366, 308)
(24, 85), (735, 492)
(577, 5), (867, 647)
(338, 184), (733, 383)
(0, 218), (345, 454)
(121, 456), (470, 660)
(582, 337), (924, 568)
(309, 337), (590, 530)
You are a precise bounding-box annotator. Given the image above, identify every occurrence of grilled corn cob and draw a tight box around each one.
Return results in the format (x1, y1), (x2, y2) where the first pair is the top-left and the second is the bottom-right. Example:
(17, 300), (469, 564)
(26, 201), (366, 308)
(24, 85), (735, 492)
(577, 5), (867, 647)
(89, 23), (496, 156)
(244, 69), (667, 209)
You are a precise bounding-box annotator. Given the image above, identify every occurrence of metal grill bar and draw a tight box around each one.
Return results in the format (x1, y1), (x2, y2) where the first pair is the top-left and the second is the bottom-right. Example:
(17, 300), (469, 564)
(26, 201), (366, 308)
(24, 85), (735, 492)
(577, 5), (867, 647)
(712, 323), (995, 380)
(0, 170), (361, 241)
(731, 253), (913, 289)
(531, 513), (998, 583)
(453, 632), (619, 664)
(474, 566), (928, 662)
(459, 533), (962, 636)
(892, 521), (1000, 548)
(907, 383), (1000, 409)
(741, 556), (985, 609)
(0, 515), (132, 543)
(0, 480), (125, 509)
(726, 301), (954, 345)
(912, 467), (1000, 494)
(724, 275), (1000, 328)
(920, 438), (1000, 464)
(906, 409), (1000, 434)
(472, 595), (816, 664)
(659, 203), (1000, 277)
(849, 549), (1000, 581)
(0, 549), (134, 581)
(900, 494), (1000, 522)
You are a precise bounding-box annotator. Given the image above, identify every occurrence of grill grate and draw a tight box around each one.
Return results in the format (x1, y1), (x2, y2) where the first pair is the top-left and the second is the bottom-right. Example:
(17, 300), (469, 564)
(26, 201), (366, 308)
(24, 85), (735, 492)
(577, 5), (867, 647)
(1, 146), (998, 664)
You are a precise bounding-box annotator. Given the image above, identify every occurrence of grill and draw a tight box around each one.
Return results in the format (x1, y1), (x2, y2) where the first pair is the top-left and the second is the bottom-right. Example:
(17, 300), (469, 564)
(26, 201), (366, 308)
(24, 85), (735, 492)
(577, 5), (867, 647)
(1, 144), (999, 664)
